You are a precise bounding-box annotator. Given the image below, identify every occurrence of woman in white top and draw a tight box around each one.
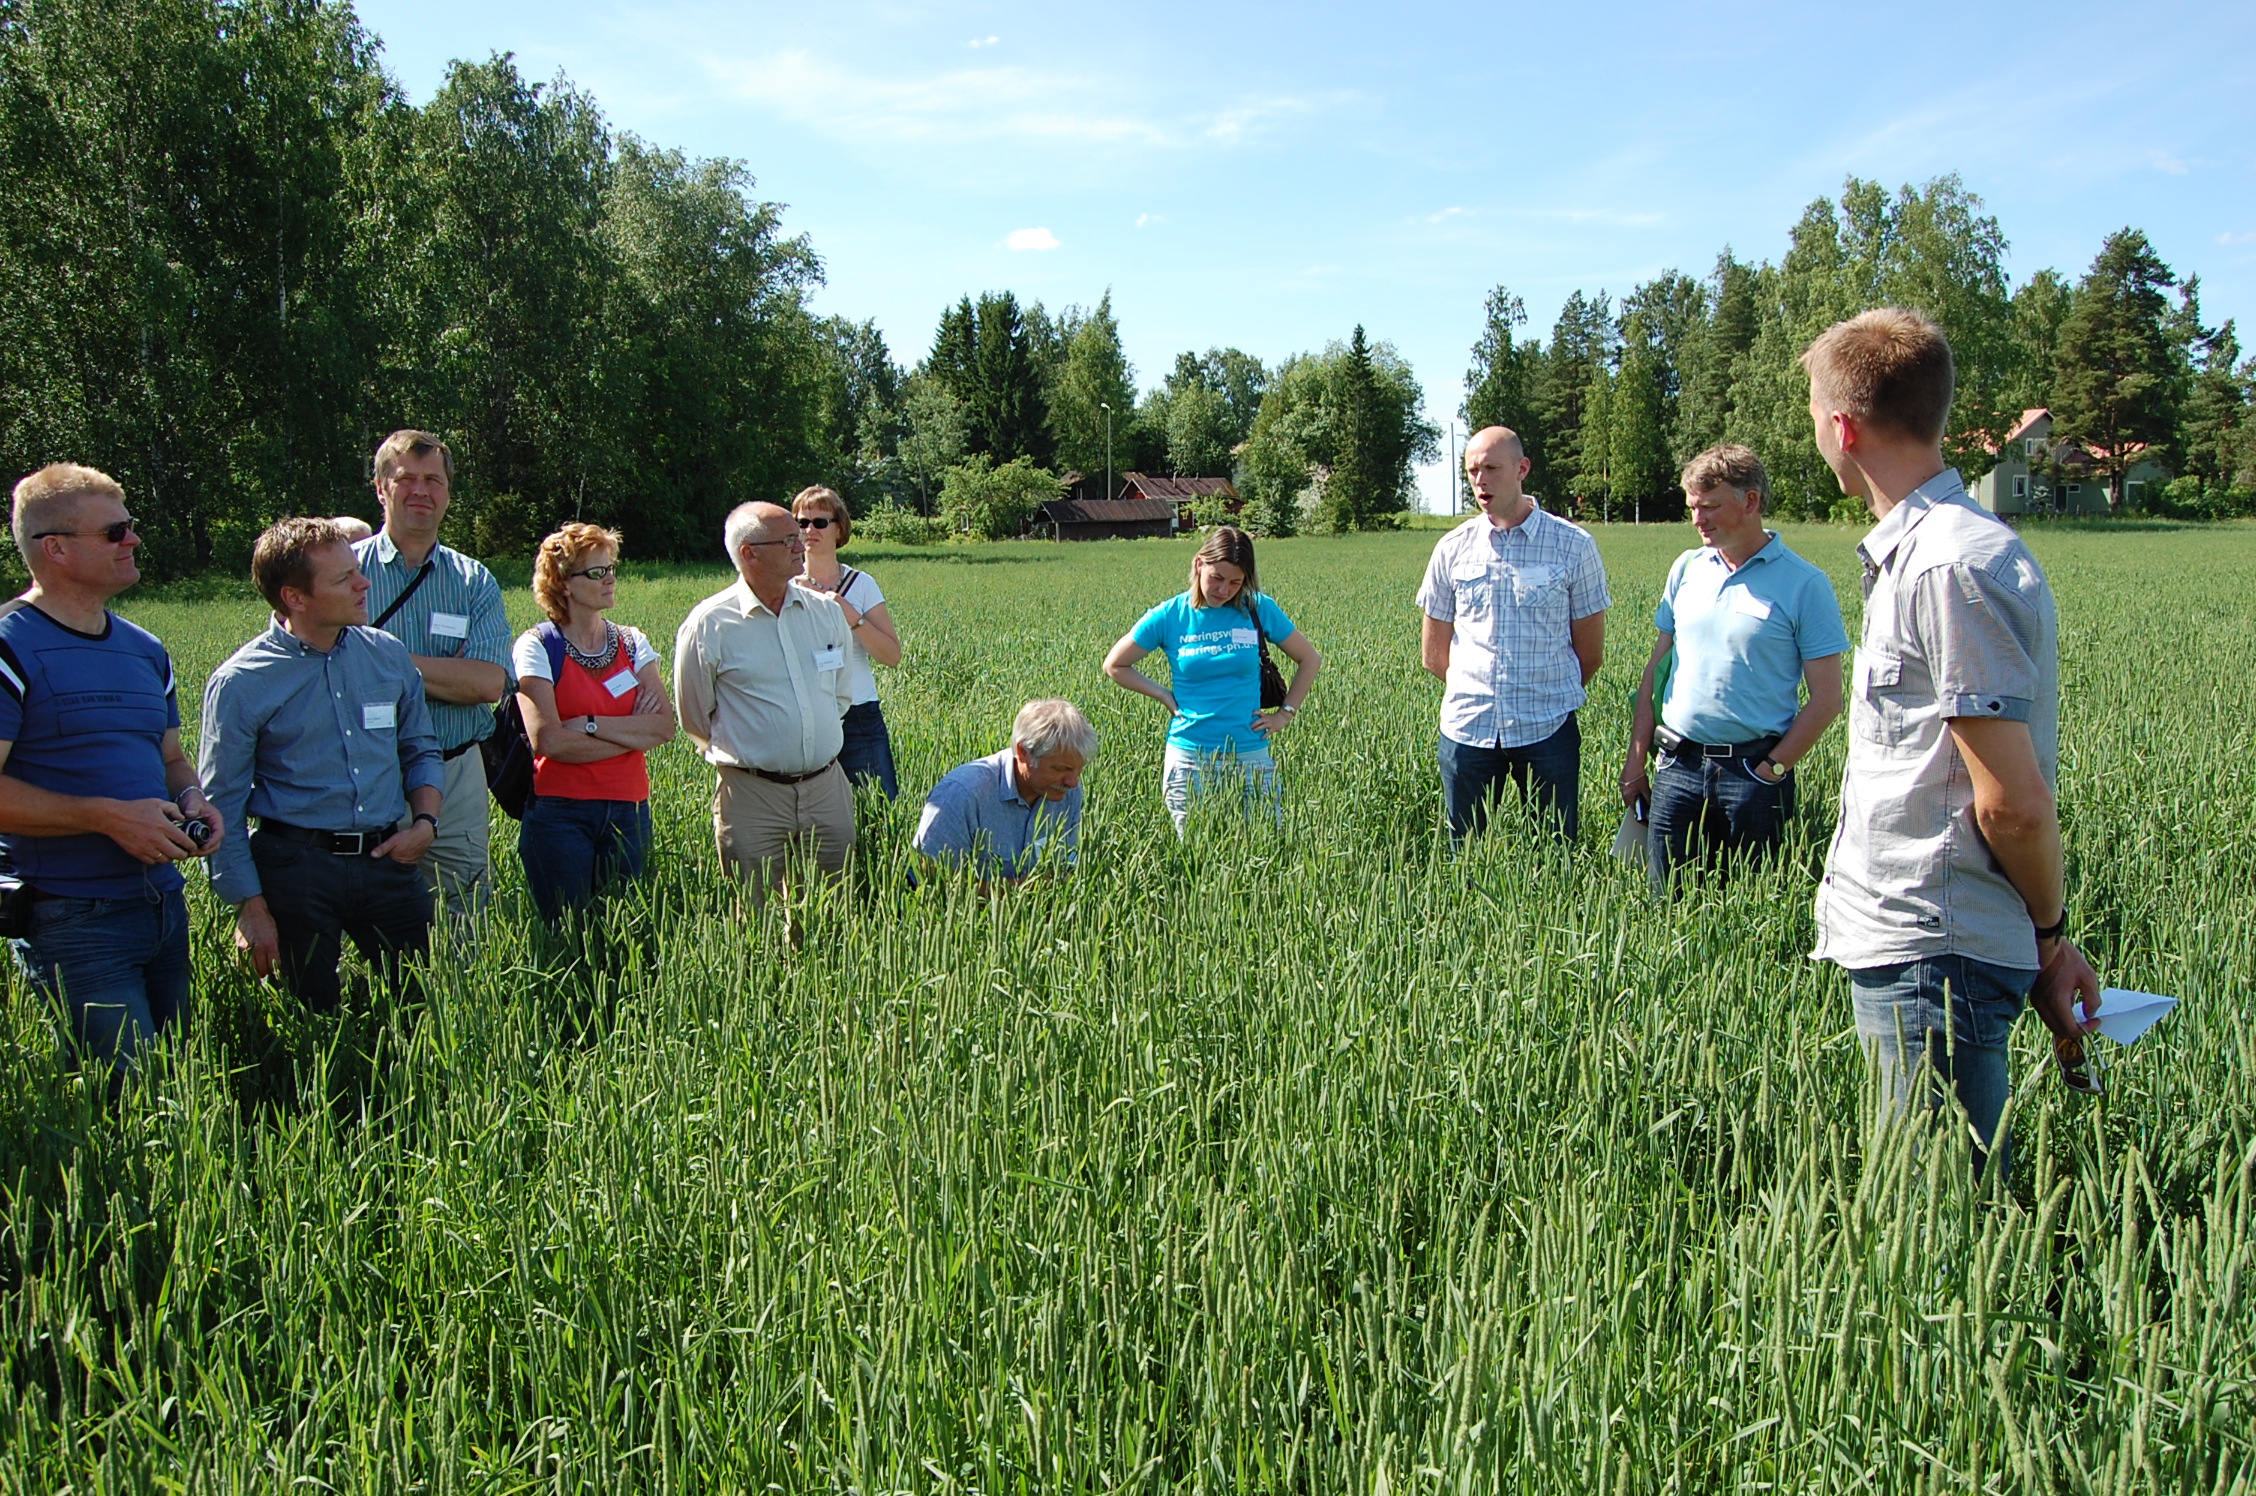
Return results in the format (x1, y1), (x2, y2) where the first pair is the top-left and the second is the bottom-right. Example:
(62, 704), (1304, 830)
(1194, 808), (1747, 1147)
(790, 486), (904, 798)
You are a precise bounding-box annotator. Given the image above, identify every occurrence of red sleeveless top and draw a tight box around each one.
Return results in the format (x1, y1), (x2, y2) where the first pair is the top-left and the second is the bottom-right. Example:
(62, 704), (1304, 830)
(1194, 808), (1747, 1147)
(535, 630), (651, 803)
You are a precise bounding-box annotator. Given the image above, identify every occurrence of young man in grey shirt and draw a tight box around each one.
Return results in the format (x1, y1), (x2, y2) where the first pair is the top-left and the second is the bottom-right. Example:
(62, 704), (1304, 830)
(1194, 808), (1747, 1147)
(1802, 308), (2101, 1177)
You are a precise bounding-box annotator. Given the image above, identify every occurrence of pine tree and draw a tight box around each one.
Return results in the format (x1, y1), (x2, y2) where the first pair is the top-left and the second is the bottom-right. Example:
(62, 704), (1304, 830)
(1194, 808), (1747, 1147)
(2054, 228), (2178, 514)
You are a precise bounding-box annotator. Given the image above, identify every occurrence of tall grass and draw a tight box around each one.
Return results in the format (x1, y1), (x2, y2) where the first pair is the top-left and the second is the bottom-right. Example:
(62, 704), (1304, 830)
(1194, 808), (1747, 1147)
(2, 522), (2250, 1492)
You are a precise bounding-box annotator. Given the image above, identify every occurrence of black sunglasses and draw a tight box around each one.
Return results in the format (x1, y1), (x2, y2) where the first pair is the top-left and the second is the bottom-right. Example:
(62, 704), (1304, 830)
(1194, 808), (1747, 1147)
(33, 517), (137, 544)
(570, 564), (617, 581)
(795, 515), (835, 531)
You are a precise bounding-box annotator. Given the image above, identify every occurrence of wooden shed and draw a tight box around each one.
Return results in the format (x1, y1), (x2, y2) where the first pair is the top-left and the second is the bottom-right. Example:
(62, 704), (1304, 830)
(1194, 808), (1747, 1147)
(1120, 472), (1238, 528)
(1035, 496), (1178, 541)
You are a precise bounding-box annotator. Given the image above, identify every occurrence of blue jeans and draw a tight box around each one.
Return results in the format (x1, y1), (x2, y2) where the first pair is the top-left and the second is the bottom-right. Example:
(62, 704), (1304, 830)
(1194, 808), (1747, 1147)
(839, 700), (899, 801)
(1850, 955), (2034, 1179)
(1439, 715), (1581, 841)
(517, 795), (653, 923)
(11, 884), (192, 1071)
(1645, 753), (1791, 892)
(1161, 744), (1279, 834)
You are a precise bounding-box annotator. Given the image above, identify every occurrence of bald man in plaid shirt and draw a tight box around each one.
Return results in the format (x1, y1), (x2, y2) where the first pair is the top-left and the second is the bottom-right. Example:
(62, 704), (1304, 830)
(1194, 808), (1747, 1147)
(1418, 426), (1610, 840)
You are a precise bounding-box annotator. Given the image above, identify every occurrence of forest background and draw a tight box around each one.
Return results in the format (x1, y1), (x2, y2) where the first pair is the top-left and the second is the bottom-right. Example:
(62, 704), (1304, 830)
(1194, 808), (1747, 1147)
(3, 0), (2253, 579)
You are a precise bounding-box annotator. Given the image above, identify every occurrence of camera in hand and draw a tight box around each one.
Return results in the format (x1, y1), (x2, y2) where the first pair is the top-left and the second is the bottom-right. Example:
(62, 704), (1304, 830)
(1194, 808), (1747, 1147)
(182, 816), (212, 848)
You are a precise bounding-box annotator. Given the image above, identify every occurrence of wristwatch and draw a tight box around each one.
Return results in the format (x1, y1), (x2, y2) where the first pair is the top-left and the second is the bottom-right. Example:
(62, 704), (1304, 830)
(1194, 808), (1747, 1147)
(1758, 757), (1786, 781)
(413, 812), (439, 831)
(582, 716), (601, 736)
(1277, 703), (1296, 715)
(2033, 908), (2068, 942)
(849, 616), (867, 631)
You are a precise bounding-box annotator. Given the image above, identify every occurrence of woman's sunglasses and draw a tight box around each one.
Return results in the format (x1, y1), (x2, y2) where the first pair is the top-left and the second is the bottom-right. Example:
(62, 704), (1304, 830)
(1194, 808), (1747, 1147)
(795, 515), (835, 531)
(570, 564), (618, 581)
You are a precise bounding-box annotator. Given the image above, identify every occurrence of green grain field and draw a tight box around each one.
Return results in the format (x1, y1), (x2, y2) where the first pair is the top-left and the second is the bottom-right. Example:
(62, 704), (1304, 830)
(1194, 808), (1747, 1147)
(3, 520), (2252, 1493)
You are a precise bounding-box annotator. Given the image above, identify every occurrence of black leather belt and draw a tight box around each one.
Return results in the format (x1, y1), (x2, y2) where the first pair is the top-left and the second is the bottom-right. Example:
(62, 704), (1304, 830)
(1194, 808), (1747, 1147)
(257, 820), (397, 855)
(731, 759), (838, 787)
(1656, 728), (1780, 762)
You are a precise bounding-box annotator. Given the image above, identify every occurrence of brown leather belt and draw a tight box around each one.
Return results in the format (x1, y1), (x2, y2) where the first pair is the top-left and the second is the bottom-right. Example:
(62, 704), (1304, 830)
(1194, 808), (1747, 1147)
(728, 759), (838, 787)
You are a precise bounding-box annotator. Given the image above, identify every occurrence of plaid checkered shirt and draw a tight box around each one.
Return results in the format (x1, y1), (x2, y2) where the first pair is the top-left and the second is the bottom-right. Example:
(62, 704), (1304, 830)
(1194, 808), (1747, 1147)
(1417, 501), (1611, 750)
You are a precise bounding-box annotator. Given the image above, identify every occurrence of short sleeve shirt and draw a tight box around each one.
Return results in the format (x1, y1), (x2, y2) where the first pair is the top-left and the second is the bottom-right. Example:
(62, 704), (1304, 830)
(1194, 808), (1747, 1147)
(1653, 534), (1850, 743)
(0, 602), (184, 898)
(1129, 592), (1296, 755)
(1417, 503), (1610, 749)
(1814, 471), (2060, 971)
(793, 568), (887, 705)
(512, 625), (660, 684)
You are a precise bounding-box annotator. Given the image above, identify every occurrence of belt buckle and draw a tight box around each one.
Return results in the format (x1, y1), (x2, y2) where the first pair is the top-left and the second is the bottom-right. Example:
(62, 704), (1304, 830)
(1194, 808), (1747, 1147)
(330, 830), (367, 856)
(1702, 741), (1733, 759)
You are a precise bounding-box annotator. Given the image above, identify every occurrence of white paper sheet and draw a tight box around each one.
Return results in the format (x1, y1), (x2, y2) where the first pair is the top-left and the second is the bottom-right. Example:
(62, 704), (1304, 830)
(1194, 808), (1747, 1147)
(1610, 807), (1647, 865)
(2076, 988), (2179, 1045)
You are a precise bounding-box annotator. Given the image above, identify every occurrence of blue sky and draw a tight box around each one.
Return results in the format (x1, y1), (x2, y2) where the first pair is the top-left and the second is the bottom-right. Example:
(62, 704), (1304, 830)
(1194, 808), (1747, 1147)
(355, 0), (2256, 509)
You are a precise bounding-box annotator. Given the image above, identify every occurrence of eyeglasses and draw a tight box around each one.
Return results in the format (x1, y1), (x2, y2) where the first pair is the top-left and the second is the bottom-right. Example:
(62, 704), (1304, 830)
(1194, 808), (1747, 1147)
(795, 515), (835, 531)
(570, 564), (617, 581)
(743, 533), (805, 549)
(33, 517), (137, 544)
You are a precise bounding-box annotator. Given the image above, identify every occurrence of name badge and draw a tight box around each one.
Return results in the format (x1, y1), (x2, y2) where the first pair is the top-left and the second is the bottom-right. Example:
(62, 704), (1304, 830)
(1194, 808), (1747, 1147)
(362, 701), (397, 730)
(1731, 592), (1773, 620)
(428, 612), (469, 639)
(603, 668), (638, 699)
(813, 645), (847, 673)
(1230, 628), (1258, 647)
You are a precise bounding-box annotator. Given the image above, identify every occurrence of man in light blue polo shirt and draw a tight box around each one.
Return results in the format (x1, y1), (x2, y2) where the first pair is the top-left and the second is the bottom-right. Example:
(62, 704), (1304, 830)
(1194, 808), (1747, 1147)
(913, 700), (1095, 882)
(1621, 444), (1848, 890)
(354, 430), (509, 912)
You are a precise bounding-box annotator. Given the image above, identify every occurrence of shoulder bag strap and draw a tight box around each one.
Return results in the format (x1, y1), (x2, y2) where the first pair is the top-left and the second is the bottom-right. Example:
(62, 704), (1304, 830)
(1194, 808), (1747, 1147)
(372, 557), (437, 631)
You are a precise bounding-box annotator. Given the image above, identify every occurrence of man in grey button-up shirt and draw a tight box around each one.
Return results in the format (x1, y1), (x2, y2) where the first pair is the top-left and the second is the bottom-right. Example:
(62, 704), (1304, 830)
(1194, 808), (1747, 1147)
(200, 519), (443, 1012)
(1802, 309), (2101, 1176)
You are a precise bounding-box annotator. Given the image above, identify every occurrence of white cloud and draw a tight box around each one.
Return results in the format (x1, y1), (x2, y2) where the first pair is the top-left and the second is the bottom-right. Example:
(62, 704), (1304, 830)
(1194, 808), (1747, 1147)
(1004, 227), (1060, 251)
(1424, 206), (1468, 223)
(705, 48), (1347, 154)
(1135, 212), (1165, 228)
(2218, 230), (2256, 245)
(2150, 149), (2190, 175)
(967, 35), (999, 48)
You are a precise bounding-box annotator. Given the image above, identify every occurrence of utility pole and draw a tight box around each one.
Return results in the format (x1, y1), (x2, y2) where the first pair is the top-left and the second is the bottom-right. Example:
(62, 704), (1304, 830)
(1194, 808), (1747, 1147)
(1101, 402), (1113, 501)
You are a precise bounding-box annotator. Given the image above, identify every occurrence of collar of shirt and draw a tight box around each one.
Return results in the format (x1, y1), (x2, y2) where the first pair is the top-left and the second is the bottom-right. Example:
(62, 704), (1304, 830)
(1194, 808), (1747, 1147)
(1857, 468), (1968, 576)
(732, 578), (807, 619)
(264, 616), (354, 658)
(1482, 496), (1550, 550)
(998, 754), (1037, 808)
(1696, 530), (1783, 578)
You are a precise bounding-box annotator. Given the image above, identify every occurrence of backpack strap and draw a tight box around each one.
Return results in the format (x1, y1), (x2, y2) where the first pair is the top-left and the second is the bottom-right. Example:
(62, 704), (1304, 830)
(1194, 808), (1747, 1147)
(538, 619), (566, 680)
(372, 557), (436, 631)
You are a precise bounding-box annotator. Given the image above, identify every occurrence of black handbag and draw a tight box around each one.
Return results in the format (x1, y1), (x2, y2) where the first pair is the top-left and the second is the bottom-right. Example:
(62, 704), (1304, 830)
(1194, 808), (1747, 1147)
(1251, 605), (1288, 711)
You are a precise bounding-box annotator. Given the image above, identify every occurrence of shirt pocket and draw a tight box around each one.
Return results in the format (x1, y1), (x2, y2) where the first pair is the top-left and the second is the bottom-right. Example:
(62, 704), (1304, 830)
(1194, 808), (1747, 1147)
(1450, 562), (1494, 617)
(1510, 564), (1568, 613)
(1851, 650), (1910, 745)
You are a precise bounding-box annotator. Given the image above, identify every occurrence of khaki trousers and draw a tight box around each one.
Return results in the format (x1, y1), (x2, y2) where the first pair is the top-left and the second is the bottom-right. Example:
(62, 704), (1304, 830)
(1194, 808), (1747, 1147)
(713, 762), (854, 904)
(420, 748), (493, 914)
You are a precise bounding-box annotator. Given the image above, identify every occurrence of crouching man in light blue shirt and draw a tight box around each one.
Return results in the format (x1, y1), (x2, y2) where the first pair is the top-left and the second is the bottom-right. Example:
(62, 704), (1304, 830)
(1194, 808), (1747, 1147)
(914, 700), (1095, 883)
(1621, 444), (1849, 891)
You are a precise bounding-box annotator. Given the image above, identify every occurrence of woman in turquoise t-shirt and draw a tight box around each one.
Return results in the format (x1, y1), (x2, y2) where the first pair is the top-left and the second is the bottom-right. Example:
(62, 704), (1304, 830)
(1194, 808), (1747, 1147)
(1103, 526), (1323, 832)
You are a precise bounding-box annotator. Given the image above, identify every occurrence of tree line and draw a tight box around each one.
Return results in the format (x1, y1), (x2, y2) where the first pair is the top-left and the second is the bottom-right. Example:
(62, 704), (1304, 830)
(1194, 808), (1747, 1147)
(1463, 176), (2256, 522)
(5, 3), (2245, 574)
(0, 0), (1438, 571)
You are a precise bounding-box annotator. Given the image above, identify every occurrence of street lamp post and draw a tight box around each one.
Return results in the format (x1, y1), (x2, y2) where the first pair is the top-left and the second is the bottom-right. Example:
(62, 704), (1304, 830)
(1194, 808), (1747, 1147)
(1100, 401), (1113, 501)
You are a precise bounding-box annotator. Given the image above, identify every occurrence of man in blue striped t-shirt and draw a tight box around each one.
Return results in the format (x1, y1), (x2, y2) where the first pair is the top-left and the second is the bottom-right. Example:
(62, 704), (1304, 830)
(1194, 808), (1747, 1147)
(354, 430), (510, 914)
(0, 465), (224, 1075)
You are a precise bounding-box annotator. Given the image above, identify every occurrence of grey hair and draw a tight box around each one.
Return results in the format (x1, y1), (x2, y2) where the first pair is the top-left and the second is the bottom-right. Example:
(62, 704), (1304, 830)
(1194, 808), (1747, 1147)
(722, 502), (766, 564)
(1011, 698), (1099, 764)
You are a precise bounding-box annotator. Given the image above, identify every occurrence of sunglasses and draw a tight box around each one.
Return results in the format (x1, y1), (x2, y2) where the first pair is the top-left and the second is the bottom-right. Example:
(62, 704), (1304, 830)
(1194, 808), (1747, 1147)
(33, 517), (137, 544)
(795, 515), (835, 531)
(570, 564), (618, 581)
(2055, 1031), (2105, 1096)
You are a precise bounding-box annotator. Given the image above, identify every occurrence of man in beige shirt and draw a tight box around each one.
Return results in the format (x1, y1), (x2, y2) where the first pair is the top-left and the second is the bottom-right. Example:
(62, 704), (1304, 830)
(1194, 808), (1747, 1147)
(674, 501), (855, 902)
